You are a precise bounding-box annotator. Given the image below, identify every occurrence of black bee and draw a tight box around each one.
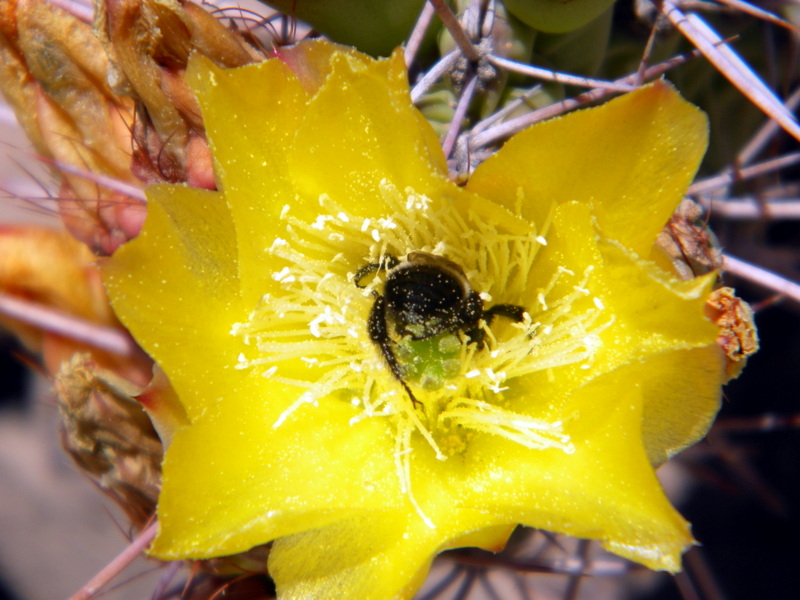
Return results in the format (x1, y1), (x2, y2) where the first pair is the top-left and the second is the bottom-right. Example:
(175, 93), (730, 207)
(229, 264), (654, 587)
(355, 252), (526, 406)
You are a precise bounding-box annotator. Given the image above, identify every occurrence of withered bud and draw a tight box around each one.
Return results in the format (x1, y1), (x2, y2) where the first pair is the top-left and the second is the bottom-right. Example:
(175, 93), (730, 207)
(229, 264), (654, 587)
(705, 287), (759, 381)
(656, 200), (758, 380)
(0, 0), (145, 255)
(96, 0), (263, 184)
(56, 353), (162, 529)
(656, 198), (723, 279)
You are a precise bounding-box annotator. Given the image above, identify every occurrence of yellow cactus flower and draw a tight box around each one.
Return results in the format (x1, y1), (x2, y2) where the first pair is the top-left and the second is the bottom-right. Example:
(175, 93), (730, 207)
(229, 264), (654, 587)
(102, 40), (726, 600)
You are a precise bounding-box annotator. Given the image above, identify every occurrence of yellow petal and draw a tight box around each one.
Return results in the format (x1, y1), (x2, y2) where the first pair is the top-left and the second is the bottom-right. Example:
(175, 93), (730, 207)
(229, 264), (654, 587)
(270, 511), (511, 600)
(185, 55), (308, 307)
(638, 346), (724, 465)
(286, 48), (447, 212)
(460, 368), (694, 572)
(186, 48), (448, 309)
(275, 38), (370, 94)
(505, 200), (719, 416)
(101, 184), (242, 419)
(467, 81), (708, 256)
(150, 383), (403, 558)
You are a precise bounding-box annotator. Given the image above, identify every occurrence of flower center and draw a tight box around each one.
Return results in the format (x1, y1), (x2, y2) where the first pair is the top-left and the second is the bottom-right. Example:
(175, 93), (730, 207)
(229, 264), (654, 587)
(232, 181), (610, 524)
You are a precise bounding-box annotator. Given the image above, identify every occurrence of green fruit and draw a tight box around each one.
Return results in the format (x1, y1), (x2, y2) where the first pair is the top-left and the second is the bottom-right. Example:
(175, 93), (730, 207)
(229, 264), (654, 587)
(260, 0), (426, 57)
(504, 0), (618, 33)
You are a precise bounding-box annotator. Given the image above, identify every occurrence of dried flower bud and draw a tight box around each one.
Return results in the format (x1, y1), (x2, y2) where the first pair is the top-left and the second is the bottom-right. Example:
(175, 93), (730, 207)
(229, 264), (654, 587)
(656, 198), (723, 279)
(56, 353), (162, 529)
(655, 200), (758, 380)
(96, 0), (262, 185)
(705, 287), (759, 380)
(0, 0), (145, 255)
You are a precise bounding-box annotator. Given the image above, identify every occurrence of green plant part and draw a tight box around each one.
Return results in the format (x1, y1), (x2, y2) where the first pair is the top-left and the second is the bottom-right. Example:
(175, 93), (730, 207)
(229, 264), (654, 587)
(504, 0), (618, 33)
(260, 0), (426, 56)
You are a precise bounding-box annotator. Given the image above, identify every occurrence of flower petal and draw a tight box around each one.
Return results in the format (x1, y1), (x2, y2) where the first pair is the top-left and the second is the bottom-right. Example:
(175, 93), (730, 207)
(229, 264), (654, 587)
(286, 48), (447, 216)
(467, 81), (708, 257)
(638, 346), (724, 465)
(185, 55), (308, 307)
(275, 39), (377, 95)
(151, 378), (403, 558)
(101, 184), (242, 420)
(187, 47), (448, 308)
(269, 511), (511, 600)
(508, 200), (719, 415)
(459, 368), (694, 571)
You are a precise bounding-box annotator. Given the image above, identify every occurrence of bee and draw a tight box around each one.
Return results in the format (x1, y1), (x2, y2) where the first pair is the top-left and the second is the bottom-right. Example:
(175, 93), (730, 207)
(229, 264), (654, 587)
(355, 252), (526, 406)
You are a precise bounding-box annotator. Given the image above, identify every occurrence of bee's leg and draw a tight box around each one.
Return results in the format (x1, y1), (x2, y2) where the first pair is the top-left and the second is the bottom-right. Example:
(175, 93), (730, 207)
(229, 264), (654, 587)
(368, 293), (422, 409)
(484, 304), (527, 325)
(467, 304), (528, 349)
(354, 254), (399, 287)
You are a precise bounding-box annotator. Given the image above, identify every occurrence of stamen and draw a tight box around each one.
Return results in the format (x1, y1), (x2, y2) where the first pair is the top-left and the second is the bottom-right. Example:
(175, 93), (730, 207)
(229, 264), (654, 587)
(395, 417), (436, 529)
(441, 400), (574, 454)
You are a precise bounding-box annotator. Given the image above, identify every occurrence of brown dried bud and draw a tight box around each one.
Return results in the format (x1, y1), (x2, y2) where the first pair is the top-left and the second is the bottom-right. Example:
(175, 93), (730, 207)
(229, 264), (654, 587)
(1, 0), (265, 252)
(96, 0), (263, 185)
(0, 0), (145, 255)
(58, 355), (270, 572)
(655, 200), (758, 380)
(0, 224), (155, 385)
(0, 0), (44, 151)
(56, 353), (162, 529)
(705, 287), (759, 381)
(656, 198), (723, 279)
